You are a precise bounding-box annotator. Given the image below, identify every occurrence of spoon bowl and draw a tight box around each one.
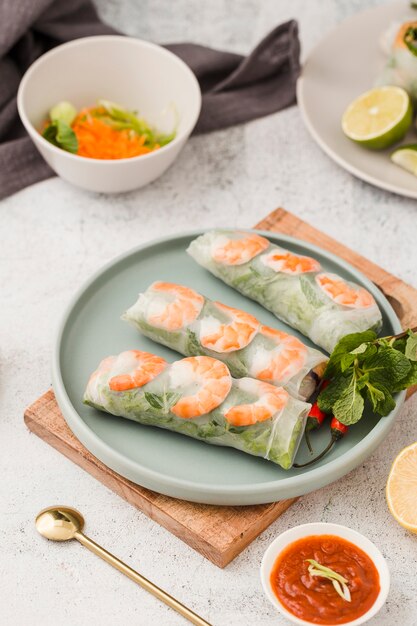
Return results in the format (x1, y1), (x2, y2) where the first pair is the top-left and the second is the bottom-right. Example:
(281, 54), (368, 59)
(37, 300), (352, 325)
(35, 505), (210, 625)
(35, 506), (85, 541)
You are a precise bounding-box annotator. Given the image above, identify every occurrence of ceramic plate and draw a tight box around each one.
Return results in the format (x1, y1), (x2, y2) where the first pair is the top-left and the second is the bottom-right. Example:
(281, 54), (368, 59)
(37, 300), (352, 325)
(52, 230), (404, 505)
(297, 1), (417, 198)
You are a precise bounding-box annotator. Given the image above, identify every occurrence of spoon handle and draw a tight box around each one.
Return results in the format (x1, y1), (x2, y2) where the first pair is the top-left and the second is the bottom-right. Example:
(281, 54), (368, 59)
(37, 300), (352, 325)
(74, 531), (211, 626)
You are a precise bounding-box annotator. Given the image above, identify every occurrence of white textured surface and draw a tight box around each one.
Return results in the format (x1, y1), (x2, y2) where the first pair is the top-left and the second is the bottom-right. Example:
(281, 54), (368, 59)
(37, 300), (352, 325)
(2, 1), (417, 624)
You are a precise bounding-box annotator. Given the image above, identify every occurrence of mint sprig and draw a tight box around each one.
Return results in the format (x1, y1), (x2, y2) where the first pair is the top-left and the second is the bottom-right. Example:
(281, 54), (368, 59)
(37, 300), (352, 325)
(317, 328), (417, 425)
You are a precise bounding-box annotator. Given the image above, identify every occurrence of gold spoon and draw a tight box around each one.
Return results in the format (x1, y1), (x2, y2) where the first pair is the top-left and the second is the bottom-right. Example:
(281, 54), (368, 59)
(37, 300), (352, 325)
(35, 506), (212, 626)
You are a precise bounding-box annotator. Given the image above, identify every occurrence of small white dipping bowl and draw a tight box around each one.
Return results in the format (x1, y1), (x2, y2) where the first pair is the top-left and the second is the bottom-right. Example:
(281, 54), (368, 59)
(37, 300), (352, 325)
(260, 522), (390, 626)
(17, 35), (201, 193)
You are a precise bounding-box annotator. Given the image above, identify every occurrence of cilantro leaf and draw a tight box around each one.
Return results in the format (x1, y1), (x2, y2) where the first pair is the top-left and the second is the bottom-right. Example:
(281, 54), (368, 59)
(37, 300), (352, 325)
(331, 375), (364, 425)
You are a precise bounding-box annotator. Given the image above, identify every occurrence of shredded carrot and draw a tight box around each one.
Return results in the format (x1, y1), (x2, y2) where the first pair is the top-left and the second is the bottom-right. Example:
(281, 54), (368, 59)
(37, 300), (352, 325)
(71, 108), (158, 160)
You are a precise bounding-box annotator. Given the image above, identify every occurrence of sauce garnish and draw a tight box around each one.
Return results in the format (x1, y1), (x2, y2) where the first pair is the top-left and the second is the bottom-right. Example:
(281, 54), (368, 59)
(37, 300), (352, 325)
(270, 534), (380, 625)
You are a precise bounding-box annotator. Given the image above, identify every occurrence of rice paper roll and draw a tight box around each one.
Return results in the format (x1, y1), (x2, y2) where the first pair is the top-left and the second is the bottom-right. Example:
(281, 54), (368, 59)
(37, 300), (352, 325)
(84, 350), (310, 469)
(123, 281), (327, 400)
(378, 21), (417, 100)
(187, 230), (382, 354)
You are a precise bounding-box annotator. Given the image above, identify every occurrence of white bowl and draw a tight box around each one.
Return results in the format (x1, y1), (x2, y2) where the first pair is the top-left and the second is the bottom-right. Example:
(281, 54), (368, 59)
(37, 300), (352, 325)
(17, 36), (201, 193)
(260, 522), (390, 626)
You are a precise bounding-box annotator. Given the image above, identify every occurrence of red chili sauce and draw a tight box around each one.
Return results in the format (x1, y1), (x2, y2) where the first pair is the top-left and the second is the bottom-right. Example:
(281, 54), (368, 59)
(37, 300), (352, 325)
(270, 535), (380, 625)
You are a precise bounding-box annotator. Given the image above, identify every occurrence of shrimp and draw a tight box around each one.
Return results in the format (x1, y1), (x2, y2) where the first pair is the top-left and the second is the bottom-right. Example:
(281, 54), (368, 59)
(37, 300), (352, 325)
(147, 282), (204, 330)
(170, 356), (232, 418)
(260, 248), (321, 274)
(199, 302), (259, 353)
(224, 378), (289, 427)
(108, 350), (167, 391)
(316, 273), (375, 308)
(394, 21), (417, 50)
(88, 355), (116, 383)
(212, 232), (269, 265)
(250, 325), (308, 383)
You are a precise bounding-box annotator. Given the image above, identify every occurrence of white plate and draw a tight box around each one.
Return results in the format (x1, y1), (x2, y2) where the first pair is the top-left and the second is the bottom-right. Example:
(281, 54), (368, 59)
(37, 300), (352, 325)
(297, 1), (417, 198)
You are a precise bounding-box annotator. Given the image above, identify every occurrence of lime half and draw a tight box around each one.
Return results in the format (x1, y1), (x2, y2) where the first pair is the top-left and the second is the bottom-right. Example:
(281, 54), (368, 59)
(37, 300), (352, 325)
(342, 86), (412, 150)
(391, 144), (417, 176)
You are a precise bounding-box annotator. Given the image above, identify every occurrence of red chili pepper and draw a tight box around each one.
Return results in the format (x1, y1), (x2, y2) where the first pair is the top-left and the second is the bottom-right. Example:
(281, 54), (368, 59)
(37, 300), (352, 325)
(305, 403), (327, 453)
(330, 417), (348, 440)
(294, 416), (348, 468)
(303, 379), (331, 453)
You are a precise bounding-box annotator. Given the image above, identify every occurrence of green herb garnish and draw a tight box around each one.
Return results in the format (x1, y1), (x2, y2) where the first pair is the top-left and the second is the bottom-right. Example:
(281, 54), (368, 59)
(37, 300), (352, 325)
(404, 26), (417, 57)
(95, 100), (177, 148)
(42, 120), (78, 153)
(144, 391), (181, 413)
(306, 559), (351, 602)
(318, 328), (417, 425)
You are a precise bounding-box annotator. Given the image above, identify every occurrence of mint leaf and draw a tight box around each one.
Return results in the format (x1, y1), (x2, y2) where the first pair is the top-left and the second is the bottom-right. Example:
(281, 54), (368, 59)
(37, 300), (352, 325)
(324, 330), (377, 377)
(332, 376), (364, 425)
(363, 346), (411, 390)
(144, 392), (163, 409)
(317, 373), (353, 413)
(300, 276), (324, 308)
(340, 353), (356, 372)
(42, 120), (78, 153)
(405, 331), (417, 361)
(144, 391), (181, 413)
(350, 343), (369, 355)
(366, 382), (395, 416)
(365, 382), (385, 409)
(393, 362), (417, 391)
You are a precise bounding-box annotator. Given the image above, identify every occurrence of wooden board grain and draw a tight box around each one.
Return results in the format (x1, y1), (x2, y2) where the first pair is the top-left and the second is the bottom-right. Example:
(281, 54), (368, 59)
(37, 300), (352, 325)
(24, 208), (417, 568)
(24, 390), (297, 568)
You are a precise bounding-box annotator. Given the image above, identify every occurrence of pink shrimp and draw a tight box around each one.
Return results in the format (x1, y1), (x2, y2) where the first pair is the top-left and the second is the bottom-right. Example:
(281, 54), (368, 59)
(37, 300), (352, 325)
(147, 282), (204, 330)
(88, 355), (116, 384)
(170, 356), (232, 418)
(108, 350), (167, 391)
(212, 232), (269, 265)
(199, 302), (259, 353)
(250, 325), (308, 383)
(316, 273), (376, 308)
(260, 248), (321, 274)
(224, 379), (289, 427)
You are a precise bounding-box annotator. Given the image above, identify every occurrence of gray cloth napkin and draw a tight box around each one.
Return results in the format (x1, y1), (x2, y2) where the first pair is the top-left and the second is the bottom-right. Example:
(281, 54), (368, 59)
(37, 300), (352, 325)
(0, 0), (300, 199)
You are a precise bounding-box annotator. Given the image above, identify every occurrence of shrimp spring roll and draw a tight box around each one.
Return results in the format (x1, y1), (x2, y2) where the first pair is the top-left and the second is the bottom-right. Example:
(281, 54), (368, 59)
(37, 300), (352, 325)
(187, 231), (382, 353)
(84, 350), (310, 469)
(123, 282), (327, 400)
(378, 21), (417, 100)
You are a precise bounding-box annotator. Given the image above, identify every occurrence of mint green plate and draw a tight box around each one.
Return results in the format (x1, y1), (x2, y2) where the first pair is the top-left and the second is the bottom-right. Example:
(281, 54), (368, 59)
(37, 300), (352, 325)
(52, 230), (405, 505)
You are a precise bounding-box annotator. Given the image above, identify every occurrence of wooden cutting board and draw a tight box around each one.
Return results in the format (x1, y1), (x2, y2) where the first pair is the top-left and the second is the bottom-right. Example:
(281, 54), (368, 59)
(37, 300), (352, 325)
(24, 208), (417, 568)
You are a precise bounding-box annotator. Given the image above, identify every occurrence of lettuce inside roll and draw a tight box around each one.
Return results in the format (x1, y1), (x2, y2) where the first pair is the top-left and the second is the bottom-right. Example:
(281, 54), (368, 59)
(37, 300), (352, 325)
(187, 230), (382, 353)
(123, 281), (327, 400)
(84, 350), (310, 469)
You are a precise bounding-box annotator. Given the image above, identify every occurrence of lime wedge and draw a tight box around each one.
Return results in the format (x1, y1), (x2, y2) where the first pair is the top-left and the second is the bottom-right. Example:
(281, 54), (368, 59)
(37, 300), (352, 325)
(391, 144), (417, 175)
(342, 86), (412, 150)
